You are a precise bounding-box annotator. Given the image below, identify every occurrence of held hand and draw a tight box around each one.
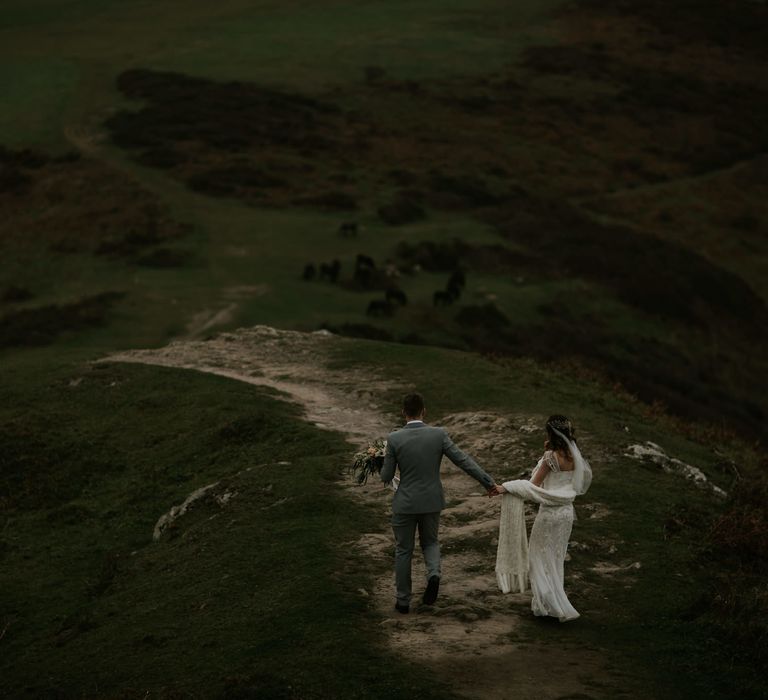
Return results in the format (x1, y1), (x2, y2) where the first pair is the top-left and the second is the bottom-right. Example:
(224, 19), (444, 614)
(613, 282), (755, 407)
(491, 484), (507, 496)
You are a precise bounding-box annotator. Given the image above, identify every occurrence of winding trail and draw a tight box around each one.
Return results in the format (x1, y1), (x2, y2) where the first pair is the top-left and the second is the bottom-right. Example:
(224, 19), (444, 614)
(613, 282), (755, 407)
(106, 325), (637, 700)
(106, 326), (395, 441)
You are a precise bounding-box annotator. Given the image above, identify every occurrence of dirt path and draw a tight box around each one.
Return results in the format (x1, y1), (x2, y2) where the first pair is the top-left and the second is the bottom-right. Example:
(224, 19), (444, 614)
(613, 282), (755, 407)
(106, 326), (395, 441)
(105, 325), (635, 700)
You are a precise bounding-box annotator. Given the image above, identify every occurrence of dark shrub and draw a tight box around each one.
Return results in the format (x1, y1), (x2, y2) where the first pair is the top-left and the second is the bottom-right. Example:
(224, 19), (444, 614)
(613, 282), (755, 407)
(294, 191), (358, 210)
(0, 292), (125, 348)
(364, 65), (386, 83)
(137, 148), (186, 169)
(428, 172), (502, 208)
(188, 166), (285, 196)
(2, 286), (33, 303)
(0, 164), (29, 192)
(378, 194), (425, 225)
(455, 303), (511, 330)
(396, 240), (459, 271)
(0, 146), (48, 168)
(134, 248), (192, 268)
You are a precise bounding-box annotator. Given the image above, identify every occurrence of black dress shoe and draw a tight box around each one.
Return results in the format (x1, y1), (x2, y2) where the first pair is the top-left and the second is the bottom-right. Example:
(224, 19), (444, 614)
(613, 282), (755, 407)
(395, 602), (409, 614)
(423, 575), (440, 605)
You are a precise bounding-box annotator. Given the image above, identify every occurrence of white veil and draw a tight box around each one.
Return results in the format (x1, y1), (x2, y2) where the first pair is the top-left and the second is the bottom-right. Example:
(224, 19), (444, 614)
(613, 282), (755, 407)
(552, 427), (592, 496)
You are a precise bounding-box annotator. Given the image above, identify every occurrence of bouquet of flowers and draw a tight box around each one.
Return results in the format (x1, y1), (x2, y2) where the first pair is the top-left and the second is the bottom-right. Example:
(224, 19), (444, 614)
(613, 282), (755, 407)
(351, 438), (387, 485)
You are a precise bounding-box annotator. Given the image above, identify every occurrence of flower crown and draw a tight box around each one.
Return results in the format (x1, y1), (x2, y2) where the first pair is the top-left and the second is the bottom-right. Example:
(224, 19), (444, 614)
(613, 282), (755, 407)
(546, 418), (573, 435)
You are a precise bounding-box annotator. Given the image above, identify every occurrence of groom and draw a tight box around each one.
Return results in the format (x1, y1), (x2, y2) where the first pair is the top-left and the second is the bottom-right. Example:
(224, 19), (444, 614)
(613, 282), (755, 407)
(381, 393), (497, 613)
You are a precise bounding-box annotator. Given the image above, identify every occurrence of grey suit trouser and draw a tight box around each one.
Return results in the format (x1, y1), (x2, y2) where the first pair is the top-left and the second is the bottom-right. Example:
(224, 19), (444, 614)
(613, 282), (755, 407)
(392, 511), (441, 606)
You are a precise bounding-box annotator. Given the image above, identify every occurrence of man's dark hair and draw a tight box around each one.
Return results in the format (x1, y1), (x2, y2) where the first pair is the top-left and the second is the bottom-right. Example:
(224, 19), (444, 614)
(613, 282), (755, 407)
(403, 392), (425, 418)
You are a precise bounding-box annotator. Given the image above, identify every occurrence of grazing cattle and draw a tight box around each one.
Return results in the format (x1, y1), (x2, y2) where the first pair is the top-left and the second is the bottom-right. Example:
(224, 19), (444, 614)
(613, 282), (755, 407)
(319, 259), (341, 283)
(356, 253), (375, 270)
(386, 288), (408, 306)
(446, 280), (462, 301)
(338, 221), (358, 237)
(448, 269), (466, 289)
(354, 254), (376, 287)
(366, 299), (395, 317)
(433, 290), (454, 307)
(302, 263), (316, 281)
(384, 262), (401, 279)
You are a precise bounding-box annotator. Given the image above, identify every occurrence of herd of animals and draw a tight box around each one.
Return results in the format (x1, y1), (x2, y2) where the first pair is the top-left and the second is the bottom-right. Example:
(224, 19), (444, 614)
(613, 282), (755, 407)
(300, 221), (467, 318)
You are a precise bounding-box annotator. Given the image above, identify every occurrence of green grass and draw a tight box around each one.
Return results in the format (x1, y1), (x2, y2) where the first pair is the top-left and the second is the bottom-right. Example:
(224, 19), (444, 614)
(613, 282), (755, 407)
(0, 0), (559, 150)
(322, 337), (763, 698)
(0, 58), (80, 147)
(0, 331), (762, 697)
(2, 0), (764, 440)
(0, 360), (456, 698)
(1, 0), (767, 696)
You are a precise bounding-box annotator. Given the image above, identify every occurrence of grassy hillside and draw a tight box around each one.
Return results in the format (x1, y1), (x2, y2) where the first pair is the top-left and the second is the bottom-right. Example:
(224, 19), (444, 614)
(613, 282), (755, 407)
(0, 358), (458, 698)
(1, 0), (767, 697)
(2, 0), (767, 438)
(1, 335), (764, 698)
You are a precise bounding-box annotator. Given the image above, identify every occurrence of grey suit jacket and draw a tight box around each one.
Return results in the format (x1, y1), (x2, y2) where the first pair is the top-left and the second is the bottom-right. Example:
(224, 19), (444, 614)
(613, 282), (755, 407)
(380, 422), (494, 514)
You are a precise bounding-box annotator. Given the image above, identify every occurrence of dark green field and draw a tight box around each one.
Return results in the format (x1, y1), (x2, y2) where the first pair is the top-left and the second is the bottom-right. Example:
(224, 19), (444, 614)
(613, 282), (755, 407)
(1, 0), (767, 697)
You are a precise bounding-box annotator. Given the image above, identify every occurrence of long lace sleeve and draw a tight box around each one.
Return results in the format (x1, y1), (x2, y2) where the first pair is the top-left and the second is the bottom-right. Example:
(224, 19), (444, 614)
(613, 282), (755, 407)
(543, 450), (560, 472)
(531, 454), (553, 487)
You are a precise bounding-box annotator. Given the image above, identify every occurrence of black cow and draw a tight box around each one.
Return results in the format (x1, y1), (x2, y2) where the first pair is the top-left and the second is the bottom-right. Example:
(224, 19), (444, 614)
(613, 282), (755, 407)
(366, 299), (394, 317)
(386, 288), (408, 306)
(354, 254), (376, 287)
(319, 259), (341, 283)
(446, 280), (462, 301)
(356, 253), (375, 270)
(433, 290), (454, 307)
(338, 222), (358, 237)
(302, 263), (316, 281)
(448, 269), (466, 289)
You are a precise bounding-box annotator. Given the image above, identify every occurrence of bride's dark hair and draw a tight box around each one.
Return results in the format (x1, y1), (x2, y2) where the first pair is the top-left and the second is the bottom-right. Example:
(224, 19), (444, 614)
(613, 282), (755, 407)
(545, 415), (576, 453)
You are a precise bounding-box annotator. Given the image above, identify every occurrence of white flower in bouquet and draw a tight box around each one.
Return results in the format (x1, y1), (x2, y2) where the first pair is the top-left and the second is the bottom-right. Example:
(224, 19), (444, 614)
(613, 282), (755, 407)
(351, 438), (387, 485)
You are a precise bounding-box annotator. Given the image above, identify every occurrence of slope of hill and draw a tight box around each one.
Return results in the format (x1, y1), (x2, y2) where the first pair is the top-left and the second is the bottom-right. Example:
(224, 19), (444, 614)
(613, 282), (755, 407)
(2, 0), (766, 438)
(1, 0), (767, 697)
(1, 327), (764, 698)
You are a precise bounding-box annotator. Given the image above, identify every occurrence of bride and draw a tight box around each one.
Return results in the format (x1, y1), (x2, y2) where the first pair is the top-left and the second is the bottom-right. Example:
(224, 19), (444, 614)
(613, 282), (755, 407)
(492, 415), (592, 622)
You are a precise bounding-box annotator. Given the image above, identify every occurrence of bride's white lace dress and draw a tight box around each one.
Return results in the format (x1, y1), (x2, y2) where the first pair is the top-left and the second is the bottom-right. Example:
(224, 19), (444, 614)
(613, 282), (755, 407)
(528, 452), (579, 621)
(497, 434), (591, 622)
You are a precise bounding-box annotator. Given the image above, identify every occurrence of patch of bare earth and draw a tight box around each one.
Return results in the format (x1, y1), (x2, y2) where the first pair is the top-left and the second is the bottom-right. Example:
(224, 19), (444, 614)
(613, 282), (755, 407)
(104, 327), (636, 699)
(184, 285), (270, 338)
(358, 412), (634, 700)
(105, 325), (397, 442)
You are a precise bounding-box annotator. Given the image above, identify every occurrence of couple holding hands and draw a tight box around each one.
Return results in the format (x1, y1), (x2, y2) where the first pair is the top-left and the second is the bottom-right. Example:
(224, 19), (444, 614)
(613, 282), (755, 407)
(381, 393), (592, 622)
